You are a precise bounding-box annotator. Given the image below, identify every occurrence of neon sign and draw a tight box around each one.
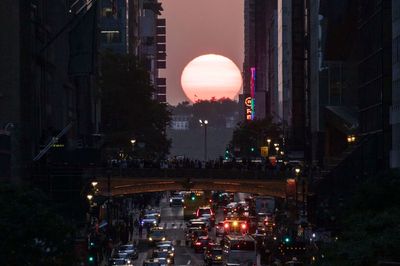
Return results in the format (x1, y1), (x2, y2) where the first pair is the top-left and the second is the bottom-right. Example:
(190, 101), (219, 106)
(245, 67), (256, 120)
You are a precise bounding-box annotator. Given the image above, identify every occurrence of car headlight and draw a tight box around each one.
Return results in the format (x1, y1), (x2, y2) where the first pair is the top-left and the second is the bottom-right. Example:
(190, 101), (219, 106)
(162, 237), (166, 241)
(167, 258), (171, 263)
(170, 199), (173, 202)
(172, 247), (175, 251)
(149, 237), (153, 241)
(181, 199), (185, 202)
(153, 221), (157, 224)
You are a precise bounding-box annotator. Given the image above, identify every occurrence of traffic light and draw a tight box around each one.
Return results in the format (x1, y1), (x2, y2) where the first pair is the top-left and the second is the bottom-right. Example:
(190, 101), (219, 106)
(190, 192), (196, 201)
(250, 147), (255, 152)
(284, 236), (291, 243)
(88, 254), (96, 264)
(225, 150), (229, 154)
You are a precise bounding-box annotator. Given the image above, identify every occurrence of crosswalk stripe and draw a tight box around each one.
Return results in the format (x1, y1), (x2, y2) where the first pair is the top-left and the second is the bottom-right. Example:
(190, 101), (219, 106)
(161, 221), (186, 230)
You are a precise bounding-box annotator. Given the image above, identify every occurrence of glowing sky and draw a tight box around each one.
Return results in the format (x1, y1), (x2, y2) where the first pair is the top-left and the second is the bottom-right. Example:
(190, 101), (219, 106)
(159, 0), (244, 105)
(181, 54), (242, 103)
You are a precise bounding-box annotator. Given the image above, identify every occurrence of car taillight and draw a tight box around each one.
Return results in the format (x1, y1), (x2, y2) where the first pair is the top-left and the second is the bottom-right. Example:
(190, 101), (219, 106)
(241, 223), (247, 230)
(224, 223), (229, 229)
(195, 242), (201, 246)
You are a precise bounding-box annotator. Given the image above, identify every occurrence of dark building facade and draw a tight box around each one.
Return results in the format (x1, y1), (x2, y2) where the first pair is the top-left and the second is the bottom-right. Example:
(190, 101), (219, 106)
(0, 0), (100, 182)
(319, 0), (393, 176)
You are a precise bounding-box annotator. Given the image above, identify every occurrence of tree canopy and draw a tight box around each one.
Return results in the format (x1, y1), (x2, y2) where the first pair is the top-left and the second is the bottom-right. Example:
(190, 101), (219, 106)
(318, 172), (400, 265)
(172, 98), (239, 128)
(0, 183), (77, 265)
(100, 51), (171, 159)
(228, 117), (281, 158)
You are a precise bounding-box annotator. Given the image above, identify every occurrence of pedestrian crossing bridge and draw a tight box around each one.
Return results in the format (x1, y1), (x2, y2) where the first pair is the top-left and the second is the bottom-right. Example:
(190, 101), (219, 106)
(96, 173), (294, 198)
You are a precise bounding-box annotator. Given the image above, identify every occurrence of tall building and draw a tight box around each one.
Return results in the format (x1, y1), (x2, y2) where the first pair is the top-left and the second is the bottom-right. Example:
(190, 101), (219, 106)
(391, 0), (400, 168)
(357, 0), (392, 173)
(99, 0), (129, 53)
(98, 0), (166, 103)
(138, 0), (166, 103)
(0, 0), (100, 181)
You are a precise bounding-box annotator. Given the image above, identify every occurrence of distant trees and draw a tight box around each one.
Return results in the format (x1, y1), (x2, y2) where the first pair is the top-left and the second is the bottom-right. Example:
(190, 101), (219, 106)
(100, 51), (171, 159)
(228, 117), (281, 158)
(172, 98), (239, 128)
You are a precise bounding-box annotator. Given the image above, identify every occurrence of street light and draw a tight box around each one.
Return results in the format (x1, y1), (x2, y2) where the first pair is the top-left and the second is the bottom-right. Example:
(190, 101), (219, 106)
(267, 138), (271, 145)
(91, 181), (98, 187)
(130, 139), (136, 153)
(87, 194), (93, 201)
(199, 119), (209, 161)
(275, 146), (280, 152)
(295, 168), (301, 175)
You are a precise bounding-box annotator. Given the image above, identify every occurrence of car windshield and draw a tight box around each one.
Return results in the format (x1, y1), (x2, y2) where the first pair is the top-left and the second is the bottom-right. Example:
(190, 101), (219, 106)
(198, 208), (211, 216)
(230, 240), (255, 251)
(212, 249), (223, 255)
(119, 245), (134, 251)
(150, 230), (165, 237)
(154, 251), (168, 258)
(111, 259), (127, 265)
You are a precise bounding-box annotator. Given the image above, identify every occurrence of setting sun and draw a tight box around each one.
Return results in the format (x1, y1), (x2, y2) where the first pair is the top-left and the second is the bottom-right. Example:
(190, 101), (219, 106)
(180, 54), (242, 103)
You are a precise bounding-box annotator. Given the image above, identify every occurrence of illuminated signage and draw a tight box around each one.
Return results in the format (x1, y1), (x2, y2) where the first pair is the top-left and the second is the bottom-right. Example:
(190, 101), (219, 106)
(245, 67), (256, 120)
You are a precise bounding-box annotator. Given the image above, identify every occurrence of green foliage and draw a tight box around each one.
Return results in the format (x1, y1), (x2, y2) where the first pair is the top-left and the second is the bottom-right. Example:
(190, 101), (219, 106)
(0, 183), (77, 265)
(228, 117), (281, 158)
(318, 172), (400, 265)
(172, 98), (239, 128)
(100, 51), (171, 159)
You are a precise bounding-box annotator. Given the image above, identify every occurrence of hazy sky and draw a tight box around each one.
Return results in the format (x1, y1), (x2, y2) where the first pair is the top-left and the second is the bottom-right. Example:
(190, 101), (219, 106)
(159, 0), (244, 105)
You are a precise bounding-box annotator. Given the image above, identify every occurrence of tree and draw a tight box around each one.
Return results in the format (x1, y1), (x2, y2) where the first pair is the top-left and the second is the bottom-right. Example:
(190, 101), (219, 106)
(228, 117), (281, 158)
(318, 172), (400, 265)
(0, 183), (77, 265)
(171, 98), (240, 128)
(100, 51), (171, 159)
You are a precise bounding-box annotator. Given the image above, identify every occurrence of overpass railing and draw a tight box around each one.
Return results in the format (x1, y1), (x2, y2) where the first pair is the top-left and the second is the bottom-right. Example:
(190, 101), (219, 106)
(89, 167), (293, 180)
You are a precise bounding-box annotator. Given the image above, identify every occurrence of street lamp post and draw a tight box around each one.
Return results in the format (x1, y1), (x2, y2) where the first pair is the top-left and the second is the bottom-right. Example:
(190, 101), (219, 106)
(295, 168), (300, 209)
(199, 119), (208, 161)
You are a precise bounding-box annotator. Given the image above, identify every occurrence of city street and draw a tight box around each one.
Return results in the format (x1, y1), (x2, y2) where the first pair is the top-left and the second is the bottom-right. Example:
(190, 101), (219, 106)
(116, 192), (262, 266)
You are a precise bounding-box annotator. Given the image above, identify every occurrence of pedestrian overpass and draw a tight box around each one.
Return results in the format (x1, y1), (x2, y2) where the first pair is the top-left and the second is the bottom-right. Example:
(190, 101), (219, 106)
(95, 168), (298, 198)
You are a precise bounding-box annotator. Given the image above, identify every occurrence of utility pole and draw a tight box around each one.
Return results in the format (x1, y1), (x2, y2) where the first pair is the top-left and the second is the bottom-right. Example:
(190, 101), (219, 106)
(107, 169), (111, 234)
(199, 120), (209, 161)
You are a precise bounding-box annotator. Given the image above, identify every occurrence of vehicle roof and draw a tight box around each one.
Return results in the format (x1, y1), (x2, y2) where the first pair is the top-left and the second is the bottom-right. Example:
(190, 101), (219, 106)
(157, 241), (172, 245)
(224, 234), (255, 241)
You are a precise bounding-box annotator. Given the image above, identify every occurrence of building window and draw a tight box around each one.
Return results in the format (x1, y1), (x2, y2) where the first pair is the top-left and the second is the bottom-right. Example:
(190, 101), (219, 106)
(102, 7), (113, 18)
(394, 35), (400, 64)
(101, 31), (121, 43)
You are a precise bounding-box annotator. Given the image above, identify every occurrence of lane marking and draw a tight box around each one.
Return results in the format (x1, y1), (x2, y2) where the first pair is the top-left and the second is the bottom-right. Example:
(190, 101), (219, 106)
(186, 260), (191, 265)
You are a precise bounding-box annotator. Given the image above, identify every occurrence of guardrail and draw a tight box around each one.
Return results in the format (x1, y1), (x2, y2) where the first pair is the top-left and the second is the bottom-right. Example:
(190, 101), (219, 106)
(89, 167), (292, 180)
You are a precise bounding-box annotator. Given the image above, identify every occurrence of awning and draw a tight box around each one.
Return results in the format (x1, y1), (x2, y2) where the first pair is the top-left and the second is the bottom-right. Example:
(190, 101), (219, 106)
(325, 106), (358, 135)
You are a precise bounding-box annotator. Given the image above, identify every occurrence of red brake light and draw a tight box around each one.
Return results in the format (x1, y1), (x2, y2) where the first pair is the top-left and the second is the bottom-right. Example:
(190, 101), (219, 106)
(195, 242), (201, 246)
(224, 223), (229, 229)
(196, 209), (199, 217)
(241, 223), (247, 230)
(210, 209), (214, 215)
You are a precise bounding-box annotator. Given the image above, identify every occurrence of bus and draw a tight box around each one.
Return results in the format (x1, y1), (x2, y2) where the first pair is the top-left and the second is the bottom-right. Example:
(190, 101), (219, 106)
(223, 219), (249, 235)
(222, 235), (257, 266)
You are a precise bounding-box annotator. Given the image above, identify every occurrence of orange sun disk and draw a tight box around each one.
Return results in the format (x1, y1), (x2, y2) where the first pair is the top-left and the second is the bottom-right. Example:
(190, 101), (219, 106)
(181, 54), (242, 103)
